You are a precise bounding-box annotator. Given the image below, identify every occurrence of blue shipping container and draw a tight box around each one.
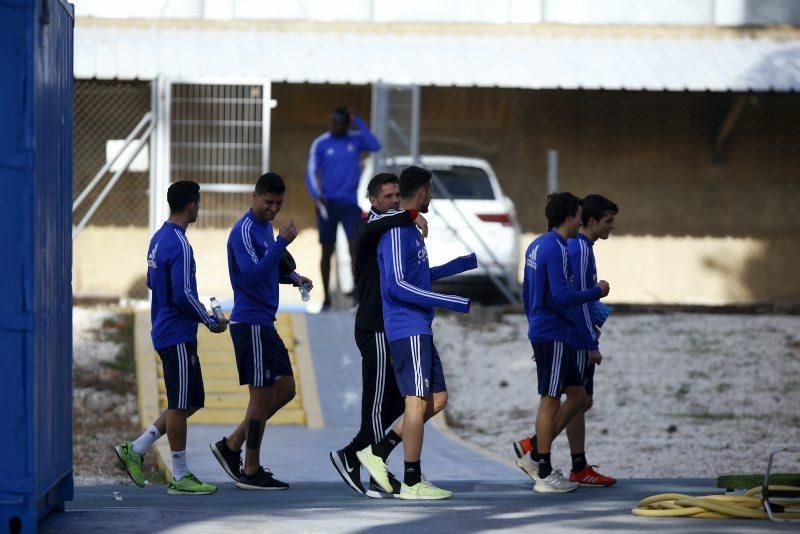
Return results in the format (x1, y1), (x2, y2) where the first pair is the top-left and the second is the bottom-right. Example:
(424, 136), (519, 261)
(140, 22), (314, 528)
(0, 0), (74, 532)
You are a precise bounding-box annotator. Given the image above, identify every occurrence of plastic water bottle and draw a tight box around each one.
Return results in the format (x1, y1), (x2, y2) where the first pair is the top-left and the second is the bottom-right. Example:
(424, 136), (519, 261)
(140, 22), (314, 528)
(298, 283), (310, 302)
(210, 297), (224, 319)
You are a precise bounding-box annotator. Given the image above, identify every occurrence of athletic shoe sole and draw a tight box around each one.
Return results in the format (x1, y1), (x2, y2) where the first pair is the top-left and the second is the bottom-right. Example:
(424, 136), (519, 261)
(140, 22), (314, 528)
(329, 451), (365, 496)
(209, 442), (239, 482)
(398, 493), (452, 500)
(166, 488), (216, 495)
(533, 483), (579, 494)
(235, 481), (289, 490)
(113, 445), (145, 488)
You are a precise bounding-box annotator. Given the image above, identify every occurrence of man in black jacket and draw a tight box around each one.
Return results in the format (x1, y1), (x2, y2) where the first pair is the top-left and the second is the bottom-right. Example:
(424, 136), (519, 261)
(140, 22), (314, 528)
(329, 172), (428, 498)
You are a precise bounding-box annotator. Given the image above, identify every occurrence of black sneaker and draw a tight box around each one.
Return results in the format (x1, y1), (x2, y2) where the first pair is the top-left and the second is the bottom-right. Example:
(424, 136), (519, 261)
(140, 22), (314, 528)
(236, 467), (289, 490)
(210, 438), (242, 481)
(366, 470), (401, 499)
(329, 448), (365, 495)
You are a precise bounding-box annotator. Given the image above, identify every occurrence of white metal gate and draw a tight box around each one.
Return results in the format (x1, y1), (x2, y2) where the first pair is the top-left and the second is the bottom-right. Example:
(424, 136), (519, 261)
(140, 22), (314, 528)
(150, 77), (274, 231)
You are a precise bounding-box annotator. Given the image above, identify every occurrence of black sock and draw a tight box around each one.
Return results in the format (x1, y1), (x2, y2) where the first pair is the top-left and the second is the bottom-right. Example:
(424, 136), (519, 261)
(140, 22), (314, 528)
(404, 460), (422, 486)
(571, 452), (587, 473)
(529, 434), (538, 456)
(371, 430), (402, 462)
(537, 453), (552, 479)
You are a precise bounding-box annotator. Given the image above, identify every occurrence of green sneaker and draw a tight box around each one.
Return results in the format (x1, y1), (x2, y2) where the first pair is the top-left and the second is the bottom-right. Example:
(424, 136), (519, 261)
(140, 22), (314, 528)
(167, 472), (217, 495)
(355, 445), (392, 493)
(399, 478), (453, 500)
(114, 441), (145, 487)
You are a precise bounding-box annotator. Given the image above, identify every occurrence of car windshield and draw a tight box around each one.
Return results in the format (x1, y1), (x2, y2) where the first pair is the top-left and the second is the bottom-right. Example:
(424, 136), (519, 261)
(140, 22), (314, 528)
(389, 164), (496, 200)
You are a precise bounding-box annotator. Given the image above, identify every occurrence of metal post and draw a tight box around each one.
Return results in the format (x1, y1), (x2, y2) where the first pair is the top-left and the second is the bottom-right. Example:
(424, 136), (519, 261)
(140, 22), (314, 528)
(261, 81), (271, 172)
(150, 75), (171, 232)
(410, 85), (420, 164)
(547, 148), (559, 193)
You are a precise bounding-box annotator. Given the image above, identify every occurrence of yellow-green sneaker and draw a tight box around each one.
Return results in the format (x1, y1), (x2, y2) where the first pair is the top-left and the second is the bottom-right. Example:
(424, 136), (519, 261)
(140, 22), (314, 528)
(399, 478), (453, 500)
(114, 441), (145, 487)
(355, 445), (392, 493)
(167, 472), (217, 495)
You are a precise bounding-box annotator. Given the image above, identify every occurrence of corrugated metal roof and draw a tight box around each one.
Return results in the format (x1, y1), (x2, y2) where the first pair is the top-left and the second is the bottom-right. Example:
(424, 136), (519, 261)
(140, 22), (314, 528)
(74, 20), (800, 91)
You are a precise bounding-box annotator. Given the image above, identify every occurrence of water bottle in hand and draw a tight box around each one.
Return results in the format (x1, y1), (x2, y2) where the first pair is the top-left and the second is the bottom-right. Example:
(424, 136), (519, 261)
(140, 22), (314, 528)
(298, 283), (310, 302)
(210, 297), (224, 319)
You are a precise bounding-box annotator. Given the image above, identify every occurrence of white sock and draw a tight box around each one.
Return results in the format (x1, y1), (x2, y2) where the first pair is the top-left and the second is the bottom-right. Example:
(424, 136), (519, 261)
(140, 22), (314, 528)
(132, 425), (161, 455)
(171, 450), (188, 480)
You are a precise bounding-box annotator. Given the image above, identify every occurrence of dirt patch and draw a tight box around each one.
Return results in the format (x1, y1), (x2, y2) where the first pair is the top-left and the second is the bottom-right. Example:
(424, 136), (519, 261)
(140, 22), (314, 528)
(436, 312), (800, 478)
(73, 307), (165, 486)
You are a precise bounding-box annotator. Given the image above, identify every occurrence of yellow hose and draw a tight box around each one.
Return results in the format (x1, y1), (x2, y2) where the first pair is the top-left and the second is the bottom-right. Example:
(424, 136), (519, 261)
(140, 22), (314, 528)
(631, 486), (800, 520)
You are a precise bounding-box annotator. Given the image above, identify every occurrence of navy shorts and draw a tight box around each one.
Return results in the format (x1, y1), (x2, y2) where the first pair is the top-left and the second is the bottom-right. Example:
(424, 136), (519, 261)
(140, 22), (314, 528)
(531, 340), (583, 398)
(317, 198), (362, 244)
(230, 323), (294, 387)
(575, 350), (596, 396)
(157, 342), (205, 410)
(389, 334), (447, 398)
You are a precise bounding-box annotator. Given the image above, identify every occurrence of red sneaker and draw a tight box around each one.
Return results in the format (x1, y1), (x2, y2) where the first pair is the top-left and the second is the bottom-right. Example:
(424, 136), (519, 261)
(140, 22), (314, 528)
(512, 437), (534, 459)
(569, 465), (616, 486)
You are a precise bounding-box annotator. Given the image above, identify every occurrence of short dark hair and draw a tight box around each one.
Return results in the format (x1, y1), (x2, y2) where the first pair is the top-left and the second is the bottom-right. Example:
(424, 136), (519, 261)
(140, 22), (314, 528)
(367, 173), (399, 197)
(581, 194), (619, 226)
(167, 180), (200, 213)
(255, 172), (286, 195)
(545, 192), (581, 230)
(399, 165), (432, 199)
(332, 105), (350, 125)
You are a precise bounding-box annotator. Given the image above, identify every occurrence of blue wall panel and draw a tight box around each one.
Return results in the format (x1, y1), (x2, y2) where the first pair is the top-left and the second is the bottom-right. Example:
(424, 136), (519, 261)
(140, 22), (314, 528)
(0, 0), (74, 532)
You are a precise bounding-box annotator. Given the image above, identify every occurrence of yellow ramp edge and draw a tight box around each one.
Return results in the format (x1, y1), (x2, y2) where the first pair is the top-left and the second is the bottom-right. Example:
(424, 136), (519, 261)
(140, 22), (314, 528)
(134, 310), (324, 479)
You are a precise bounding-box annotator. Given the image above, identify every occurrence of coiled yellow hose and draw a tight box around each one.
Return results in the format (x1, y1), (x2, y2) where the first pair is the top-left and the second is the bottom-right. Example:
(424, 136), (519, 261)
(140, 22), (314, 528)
(631, 486), (800, 520)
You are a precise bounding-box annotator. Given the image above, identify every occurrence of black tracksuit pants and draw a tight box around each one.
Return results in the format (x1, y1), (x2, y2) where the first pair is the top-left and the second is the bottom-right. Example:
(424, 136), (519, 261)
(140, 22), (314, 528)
(347, 327), (405, 452)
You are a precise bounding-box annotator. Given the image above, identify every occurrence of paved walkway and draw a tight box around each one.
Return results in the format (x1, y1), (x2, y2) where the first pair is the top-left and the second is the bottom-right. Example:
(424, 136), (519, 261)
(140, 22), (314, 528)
(44, 312), (794, 532)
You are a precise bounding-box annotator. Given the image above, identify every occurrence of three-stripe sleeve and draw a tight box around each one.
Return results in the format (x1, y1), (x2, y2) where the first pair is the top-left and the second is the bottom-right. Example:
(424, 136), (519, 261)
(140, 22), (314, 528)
(170, 230), (216, 328)
(377, 228), (470, 313)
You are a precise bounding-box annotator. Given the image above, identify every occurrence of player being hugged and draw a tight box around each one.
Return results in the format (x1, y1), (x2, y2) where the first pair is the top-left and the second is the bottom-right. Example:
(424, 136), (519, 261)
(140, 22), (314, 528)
(358, 165), (477, 500)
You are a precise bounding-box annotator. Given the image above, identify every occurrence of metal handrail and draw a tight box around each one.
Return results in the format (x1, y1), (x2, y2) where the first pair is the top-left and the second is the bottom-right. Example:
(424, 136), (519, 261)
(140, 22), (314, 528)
(72, 123), (154, 239)
(73, 112), (152, 213)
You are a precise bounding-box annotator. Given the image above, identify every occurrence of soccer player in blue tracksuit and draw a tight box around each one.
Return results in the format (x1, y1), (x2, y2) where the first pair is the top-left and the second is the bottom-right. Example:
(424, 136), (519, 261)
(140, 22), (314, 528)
(514, 195), (619, 488)
(357, 166), (476, 500)
(114, 181), (228, 495)
(209, 173), (313, 490)
(516, 192), (610, 493)
(563, 194), (619, 486)
(306, 106), (381, 309)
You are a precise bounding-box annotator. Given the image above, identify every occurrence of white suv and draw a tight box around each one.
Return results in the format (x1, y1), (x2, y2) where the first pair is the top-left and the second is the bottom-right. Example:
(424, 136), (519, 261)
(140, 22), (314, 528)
(356, 155), (521, 298)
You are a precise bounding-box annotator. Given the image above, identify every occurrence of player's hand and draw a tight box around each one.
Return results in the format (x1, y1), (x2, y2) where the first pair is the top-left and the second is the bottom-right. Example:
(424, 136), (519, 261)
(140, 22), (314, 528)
(296, 275), (314, 291)
(414, 213), (429, 238)
(597, 280), (610, 297)
(210, 317), (229, 334)
(588, 350), (603, 365)
(279, 219), (298, 243)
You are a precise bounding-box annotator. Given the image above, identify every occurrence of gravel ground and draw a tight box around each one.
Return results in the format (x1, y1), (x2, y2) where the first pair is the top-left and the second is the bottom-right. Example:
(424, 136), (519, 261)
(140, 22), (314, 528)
(435, 312), (800, 478)
(73, 307), (163, 486)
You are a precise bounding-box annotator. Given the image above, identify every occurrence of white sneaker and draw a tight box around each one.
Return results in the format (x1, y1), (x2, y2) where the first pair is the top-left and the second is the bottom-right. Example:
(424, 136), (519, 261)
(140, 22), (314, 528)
(534, 469), (579, 493)
(515, 456), (540, 482)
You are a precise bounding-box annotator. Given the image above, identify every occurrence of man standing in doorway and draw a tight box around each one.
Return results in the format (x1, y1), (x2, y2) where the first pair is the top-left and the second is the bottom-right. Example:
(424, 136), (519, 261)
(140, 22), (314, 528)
(209, 172), (313, 490)
(114, 180), (228, 495)
(306, 106), (381, 310)
(358, 166), (476, 500)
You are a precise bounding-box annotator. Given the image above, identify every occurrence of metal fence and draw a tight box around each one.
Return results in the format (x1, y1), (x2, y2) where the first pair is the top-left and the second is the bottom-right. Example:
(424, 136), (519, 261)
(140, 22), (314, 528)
(73, 80), (151, 228)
